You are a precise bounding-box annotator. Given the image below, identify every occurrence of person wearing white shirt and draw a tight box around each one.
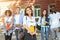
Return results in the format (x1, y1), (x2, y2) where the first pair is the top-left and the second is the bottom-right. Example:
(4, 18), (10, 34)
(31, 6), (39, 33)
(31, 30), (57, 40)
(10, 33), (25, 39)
(23, 6), (36, 40)
(49, 11), (60, 40)
(4, 10), (13, 40)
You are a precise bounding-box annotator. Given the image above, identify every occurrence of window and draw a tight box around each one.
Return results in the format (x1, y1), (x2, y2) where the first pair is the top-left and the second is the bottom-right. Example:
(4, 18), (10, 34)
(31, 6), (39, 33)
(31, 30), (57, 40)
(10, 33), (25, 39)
(33, 5), (40, 17)
(48, 4), (55, 14)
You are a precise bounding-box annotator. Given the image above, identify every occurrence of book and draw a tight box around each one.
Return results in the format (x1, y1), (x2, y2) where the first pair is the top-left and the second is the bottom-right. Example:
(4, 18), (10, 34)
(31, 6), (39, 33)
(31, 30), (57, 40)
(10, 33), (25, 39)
(29, 25), (35, 33)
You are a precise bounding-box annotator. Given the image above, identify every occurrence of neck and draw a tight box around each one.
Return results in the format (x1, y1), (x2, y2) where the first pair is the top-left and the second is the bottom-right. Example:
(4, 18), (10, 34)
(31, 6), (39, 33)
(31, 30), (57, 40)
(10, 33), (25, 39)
(16, 13), (20, 14)
(43, 15), (46, 18)
(7, 16), (9, 17)
(29, 14), (31, 17)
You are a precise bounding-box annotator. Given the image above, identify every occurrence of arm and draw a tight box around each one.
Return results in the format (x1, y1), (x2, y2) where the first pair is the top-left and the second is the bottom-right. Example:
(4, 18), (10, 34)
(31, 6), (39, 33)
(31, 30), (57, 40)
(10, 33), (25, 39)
(23, 23), (34, 36)
(23, 16), (33, 35)
(7, 16), (14, 30)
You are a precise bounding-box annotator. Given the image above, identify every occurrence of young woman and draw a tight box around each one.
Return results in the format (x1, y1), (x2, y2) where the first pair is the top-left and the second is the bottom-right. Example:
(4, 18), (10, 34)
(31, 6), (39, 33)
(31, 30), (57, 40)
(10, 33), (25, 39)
(23, 6), (36, 40)
(41, 10), (50, 40)
(4, 10), (13, 40)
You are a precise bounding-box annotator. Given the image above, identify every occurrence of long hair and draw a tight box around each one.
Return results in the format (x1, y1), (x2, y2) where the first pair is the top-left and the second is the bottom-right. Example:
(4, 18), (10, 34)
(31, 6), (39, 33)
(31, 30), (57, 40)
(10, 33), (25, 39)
(25, 6), (33, 16)
(41, 9), (48, 18)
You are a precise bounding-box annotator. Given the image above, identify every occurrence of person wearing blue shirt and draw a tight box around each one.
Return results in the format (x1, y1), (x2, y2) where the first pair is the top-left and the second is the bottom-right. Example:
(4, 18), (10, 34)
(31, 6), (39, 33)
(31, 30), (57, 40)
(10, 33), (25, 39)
(14, 7), (24, 40)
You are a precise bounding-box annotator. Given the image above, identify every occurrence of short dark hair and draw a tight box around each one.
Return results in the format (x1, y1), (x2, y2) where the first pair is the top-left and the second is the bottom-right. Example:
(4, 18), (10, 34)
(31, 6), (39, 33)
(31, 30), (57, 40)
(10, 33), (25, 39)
(41, 9), (48, 18)
(5, 10), (12, 16)
(25, 6), (33, 16)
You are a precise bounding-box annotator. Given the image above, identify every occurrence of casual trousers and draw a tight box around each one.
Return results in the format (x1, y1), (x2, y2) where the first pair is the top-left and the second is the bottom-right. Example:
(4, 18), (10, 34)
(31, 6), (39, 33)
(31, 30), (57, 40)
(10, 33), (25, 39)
(45, 26), (49, 40)
(51, 28), (58, 40)
(4, 33), (12, 40)
(41, 26), (49, 40)
(15, 29), (19, 40)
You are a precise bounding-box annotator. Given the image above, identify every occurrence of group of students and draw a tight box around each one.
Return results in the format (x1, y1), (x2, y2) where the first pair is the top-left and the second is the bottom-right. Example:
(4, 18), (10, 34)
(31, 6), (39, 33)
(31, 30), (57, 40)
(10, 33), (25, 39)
(3, 6), (36, 40)
(39, 10), (60, 40)
(2, 6), (60, 40)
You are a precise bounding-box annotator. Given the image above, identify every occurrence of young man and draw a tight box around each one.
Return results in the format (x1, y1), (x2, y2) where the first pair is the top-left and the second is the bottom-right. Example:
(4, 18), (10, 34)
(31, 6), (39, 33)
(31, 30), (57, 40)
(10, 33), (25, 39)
(14, 7), (24, 40)
(49, 11), (60, 40)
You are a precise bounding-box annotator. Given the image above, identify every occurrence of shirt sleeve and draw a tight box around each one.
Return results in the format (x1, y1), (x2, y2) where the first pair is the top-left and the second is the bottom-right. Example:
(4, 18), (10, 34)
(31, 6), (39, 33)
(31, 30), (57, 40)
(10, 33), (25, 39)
(34, 17), (36, 26)
(48, 15), (52, 26)
(56, 12), (60, 19)
(37, 17), (41, 26)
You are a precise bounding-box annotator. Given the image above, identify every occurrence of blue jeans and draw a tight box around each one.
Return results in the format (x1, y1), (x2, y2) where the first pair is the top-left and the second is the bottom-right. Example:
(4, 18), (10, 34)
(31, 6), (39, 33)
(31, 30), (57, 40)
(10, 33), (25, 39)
(41, 26), (49, 40)
(45, 26), (49, 40)
(15, 29), (19, 40)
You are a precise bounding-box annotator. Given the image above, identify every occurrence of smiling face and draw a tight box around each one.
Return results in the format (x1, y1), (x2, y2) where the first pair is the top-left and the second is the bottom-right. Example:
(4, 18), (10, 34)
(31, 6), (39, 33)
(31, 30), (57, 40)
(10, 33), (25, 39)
(43, 10), (47, 16)
(5, 10), (12, 17)
(16, 7), (20, 14)
(26, 8), (32, 16)
(6, 12), (10, 16)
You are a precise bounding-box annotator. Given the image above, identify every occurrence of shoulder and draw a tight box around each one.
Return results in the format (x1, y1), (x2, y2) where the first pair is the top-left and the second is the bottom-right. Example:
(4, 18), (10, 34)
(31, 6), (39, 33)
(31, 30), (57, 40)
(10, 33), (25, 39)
(48, 14), (53, 18)
(23, 16), (28, 20)
(23, 16), (27, 18)
(49, 14), (52, 16)
(14, 15), (16, 17)
(56, 12), (60, 15)
(32, 16), (35, 18)
(10, 16), (12, 18)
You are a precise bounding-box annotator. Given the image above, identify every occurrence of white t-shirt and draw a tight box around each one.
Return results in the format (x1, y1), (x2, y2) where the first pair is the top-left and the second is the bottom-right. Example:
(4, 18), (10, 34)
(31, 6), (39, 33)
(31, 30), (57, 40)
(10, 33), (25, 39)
(41, 17), (45, 27)
(23, 16), (36, 28)
(4, 16), (12, 25)
(49, 12), (60, 28)
(14, 14), (20, 24)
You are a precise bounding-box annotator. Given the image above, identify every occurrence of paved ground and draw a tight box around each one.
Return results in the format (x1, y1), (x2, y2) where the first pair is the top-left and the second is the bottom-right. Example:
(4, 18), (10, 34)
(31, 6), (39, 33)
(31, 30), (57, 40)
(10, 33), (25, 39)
(0, 31), (60, 40)
(0, 31), (51, 40)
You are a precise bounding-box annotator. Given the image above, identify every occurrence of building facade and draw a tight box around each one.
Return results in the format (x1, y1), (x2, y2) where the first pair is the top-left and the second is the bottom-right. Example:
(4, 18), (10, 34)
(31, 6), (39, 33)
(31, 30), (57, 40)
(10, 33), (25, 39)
(0, 0), (60, 16)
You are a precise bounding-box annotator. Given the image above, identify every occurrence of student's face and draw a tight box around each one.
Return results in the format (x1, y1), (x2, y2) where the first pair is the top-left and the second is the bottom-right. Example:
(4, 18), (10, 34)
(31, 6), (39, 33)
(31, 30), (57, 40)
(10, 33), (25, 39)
(43, 10), (46, 15)
(16, 8), (20, 14)
(26, 8), (32, 16)
(6, 12), (10, 16)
